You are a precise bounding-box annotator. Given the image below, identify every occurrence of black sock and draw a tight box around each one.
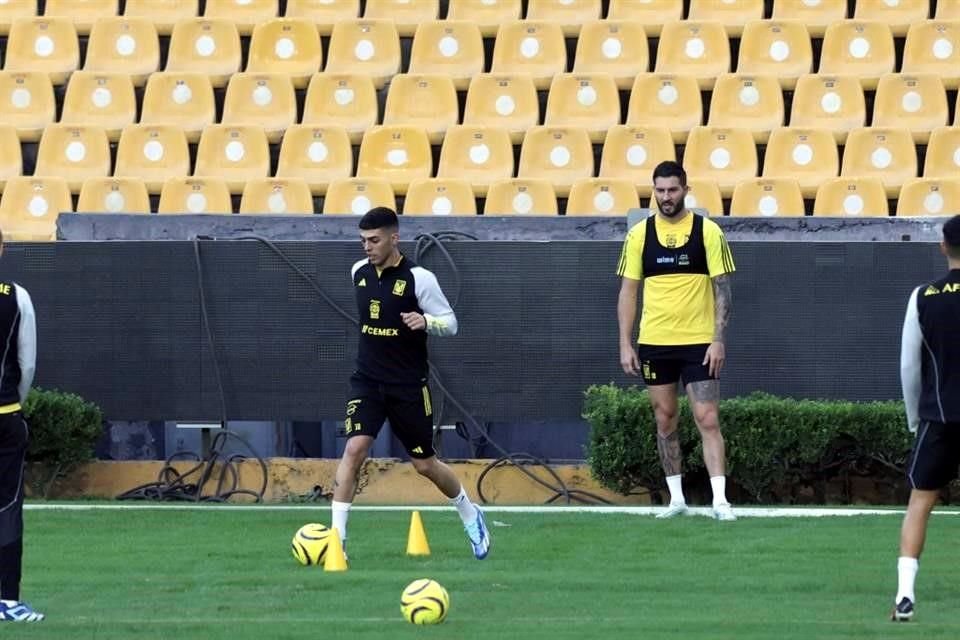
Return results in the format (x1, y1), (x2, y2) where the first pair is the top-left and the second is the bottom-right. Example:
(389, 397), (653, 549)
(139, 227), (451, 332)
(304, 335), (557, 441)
(0, 537), (23, 602)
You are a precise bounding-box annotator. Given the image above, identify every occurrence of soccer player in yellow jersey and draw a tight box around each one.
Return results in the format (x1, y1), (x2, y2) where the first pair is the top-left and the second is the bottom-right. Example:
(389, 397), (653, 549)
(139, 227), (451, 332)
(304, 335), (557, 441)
(616, 161), (737, 521)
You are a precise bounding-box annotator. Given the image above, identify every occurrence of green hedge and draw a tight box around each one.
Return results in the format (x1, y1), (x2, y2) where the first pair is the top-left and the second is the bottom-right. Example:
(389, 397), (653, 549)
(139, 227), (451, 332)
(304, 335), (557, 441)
(583, 385), (913, 503)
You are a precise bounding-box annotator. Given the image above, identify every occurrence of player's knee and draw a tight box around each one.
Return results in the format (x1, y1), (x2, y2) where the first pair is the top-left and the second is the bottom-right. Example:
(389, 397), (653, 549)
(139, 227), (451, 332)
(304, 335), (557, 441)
(653, 406), (678, 429)
(343, 438), (371, 466)
(694, 409), (721, 433)
(411, 457), (436, 477)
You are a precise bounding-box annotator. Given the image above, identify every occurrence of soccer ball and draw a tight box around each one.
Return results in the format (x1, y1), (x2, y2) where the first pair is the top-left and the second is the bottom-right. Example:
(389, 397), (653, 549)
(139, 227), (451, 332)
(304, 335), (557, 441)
(400, 578), (449, 625)
(291, 523), (332, 566)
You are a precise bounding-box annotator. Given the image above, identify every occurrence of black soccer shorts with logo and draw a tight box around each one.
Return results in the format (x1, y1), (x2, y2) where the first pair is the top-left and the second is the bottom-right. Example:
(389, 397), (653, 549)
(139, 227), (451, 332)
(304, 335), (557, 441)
(906, 420), (960, 490)
(636, 344), (715, 387)
(344, 373), (435, 459)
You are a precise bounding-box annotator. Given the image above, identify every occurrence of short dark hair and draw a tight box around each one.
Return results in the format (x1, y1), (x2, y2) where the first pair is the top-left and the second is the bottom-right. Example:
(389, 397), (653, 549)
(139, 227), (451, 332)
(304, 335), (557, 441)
(944, 215), (960, 258)
(652, 161), (687, 187)
(358, 207), (399, 231)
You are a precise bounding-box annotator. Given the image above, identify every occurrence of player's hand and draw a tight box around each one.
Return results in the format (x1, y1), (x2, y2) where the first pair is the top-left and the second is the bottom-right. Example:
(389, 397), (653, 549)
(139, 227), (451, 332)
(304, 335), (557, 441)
(401, 312), (427, 331)
(703, 341), (725, 378)
(620, 344), (640, 376)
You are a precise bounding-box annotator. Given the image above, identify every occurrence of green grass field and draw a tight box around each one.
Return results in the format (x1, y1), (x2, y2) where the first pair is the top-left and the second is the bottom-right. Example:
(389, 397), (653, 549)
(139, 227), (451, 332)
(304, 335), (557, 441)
(11, 506), (960, 639)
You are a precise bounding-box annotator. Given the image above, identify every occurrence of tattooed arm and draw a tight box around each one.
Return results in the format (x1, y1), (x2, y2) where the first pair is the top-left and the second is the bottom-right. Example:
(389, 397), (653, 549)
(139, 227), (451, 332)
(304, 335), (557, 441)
(703, 274), (732, 378)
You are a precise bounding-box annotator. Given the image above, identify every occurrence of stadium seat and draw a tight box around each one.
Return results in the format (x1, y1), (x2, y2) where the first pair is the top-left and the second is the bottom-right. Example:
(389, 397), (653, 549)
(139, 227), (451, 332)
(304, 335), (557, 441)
(526, 0), (601, 37)
(606, 0), (682, 37)
(648, 178), (724, 217)
(194, 125), (271, 194)
(60, 71), (137, 142)
(729, 178), (805, 217)
(403, 178), (477, 216)
(166, 18), (242, 88)
(446, 0), (520, 38)
(566, 178), (639, 216)
(853, 0), (927, 37)
(276, 125), (353, 196)
(285, 0), (359, 36)
(818, 20), (895, 90)
(937, 0), (960, 19)
(302, 73), (378, 145)
(0, 177), (71, 240)
(840, 127), (917, 197)
(123, 0), (198, 35)
(246, 18), (323, 89)
(0, 71), (55, 142)
(872, 73), (948, 144)
(158, 177), (233, 214)
(707, 74), (784, 143)
(221, 73), (298, 143)
(356, 126), (432, 196)
(383, 74), (459, 145)
(896, 177), (960, 216)
(737, 20), (813, 90)
(4, 17), (80, 85)
(771, 0), (845, 38)
(76, 177), (150, 213)
(35, 124), (111, 193)
(239, 178), (315, 214)
(626, 73), (703, 143)
(518, 126), (594, 197)
(599, 125), (676, 197)
(0, 127), (22, 193)
(114, 124), (191, 194)
(572, 21), (649, 90)
(463, 73), (539, 144)
(408, 21), (484, 90)
(688, 0), (763, 37)
(0, 1), (35, 37)
(437, 125), (514, 197)
(363, 0), (437, 37)
(490, 21), (566, 90)
(544, 73), (620, 143)
(203, 0), (277, 36)
(322, 177), (396, 215)
(83, 17), (159, 87)
(43, 0), (117, 36)
(484, 178), (558, 215)
(682, 126), (758, 198)
(902, 21), (960, 90)
(140, 72), (216, 143)
(923, 127), (960, 179)
(762, 127), (839, 198)
(325, 20), (401, 89)
(654, 21), (731, 89)
(789, 74), (866, 143)
(813, 176), (888, 216)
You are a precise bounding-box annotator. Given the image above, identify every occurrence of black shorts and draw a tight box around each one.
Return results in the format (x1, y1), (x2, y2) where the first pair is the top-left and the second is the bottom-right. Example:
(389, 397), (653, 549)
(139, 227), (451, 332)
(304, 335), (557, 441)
(907, 420), (960, 490)
(637, 344), (714, 387)
(0, 412), (27, 546)
(345, 374), (435, 459)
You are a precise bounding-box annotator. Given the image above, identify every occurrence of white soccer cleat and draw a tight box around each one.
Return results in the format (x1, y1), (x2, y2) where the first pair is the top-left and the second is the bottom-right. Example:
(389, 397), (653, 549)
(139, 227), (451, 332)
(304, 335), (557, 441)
(713, 503), (737, 521)
(0, 601), (44, 622)
(656, 503), (688, 519)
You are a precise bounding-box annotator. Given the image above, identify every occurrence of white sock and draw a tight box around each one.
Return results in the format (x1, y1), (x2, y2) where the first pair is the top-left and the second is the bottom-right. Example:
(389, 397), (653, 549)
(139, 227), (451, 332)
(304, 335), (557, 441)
(331, 500), (351, 544)
(665, 475), (685, 505)
(0, 600), (18, 606)
(896, 556), (919, 603)
(449, 486), (478, 525)
(710, 476), (729, 507)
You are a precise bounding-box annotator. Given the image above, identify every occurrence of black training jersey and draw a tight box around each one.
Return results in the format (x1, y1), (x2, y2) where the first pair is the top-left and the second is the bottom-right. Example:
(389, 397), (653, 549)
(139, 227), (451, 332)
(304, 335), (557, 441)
(0, 281), (36, 408)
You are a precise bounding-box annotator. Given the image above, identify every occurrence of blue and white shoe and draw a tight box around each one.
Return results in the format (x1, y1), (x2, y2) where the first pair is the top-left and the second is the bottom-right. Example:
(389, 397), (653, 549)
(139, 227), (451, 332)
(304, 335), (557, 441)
(0, 600), (44, 622)
(464, 508), (490, 560)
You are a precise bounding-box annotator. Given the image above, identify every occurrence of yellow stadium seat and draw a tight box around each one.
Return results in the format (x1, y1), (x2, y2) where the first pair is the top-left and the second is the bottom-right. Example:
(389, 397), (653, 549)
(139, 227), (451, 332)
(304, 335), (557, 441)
(60, 71), (136, 142)
(841, 127), (917, 198)
(44, 0), (116, 36)
(363, 0), (437, 37)
(737, 20), (813, 90)
(683, 126), (758, 198)
(463, 73), (539, 144)
(573, 21), (649, 90)
(114, 125), (191, 194)
(276, 125), (353, 196)
(937, 0), (960, 19)
(0, 177), (71, 240)
(730, 178), (804, 217)
(688, 0), (763, 37)
(484, 178), (557, 215)
(76, 177), (150, 213)
(762, 127), (839, 198)
(819, 20), (895, 90)
(566, 178), (639, 216)
(35, 124), (111, 193)
(140, 72), (216, 144)
(123, 0), (198, 35)
(626, 73), (703, 143)
(924, 126), (960, 178)
(607, 0), (682, 37)
(517, 126), (594, 198)
(166, 18), (241, 88)
(323, 177), (396, 215)
(403, 178), (477, 216)
(789, 74), (866, 144)
(356, 126), (432, 196)
(203, 0), (277, 36)
(902, 21), (960, 90)
(158, 177), (233, 214)
(83, 17), (159, 87)
(325, 20), (401, 89)
(408, 20), (484, 91)
(771, 0), (845, 38)
(872, 73), (948, 144)
(707, 74), (784, 143)
(221, 73), (297, 144)
(446, 0), (520, 38)
(544, 73), (620, 143)
(194, 125), (271, 194)
(0, 1), (35, 37)
(897, 177), (960, 216)
(599, 125), (676, 197)
(239, 178), (314, 215)
(285, 0), (359, 36)
(4, 17), (79, 85)
(853, 0), (927, 37)
(526, 0), (601, 37)
(383, 74), (459, 145)
(647, 178), (724, 217)
(0, 127), (22, 193)
(246, 18), (323, 89)
(0, 71), (55, 142)
(813, 177), (888, 216)
(437, 125), (514, 197)
(654, 21), (730, 89)
(302, 73), (378, 145)
(491, 21), (566, 90)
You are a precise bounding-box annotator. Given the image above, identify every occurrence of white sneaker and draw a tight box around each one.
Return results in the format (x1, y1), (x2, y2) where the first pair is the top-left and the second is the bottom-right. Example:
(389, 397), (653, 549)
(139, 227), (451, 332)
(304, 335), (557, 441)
(655, 503), (688, 519)
(713, 503), (737, 521)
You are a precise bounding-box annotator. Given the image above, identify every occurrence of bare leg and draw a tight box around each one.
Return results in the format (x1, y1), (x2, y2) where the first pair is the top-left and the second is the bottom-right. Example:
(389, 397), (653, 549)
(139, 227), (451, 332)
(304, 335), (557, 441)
(410, 456), (463, 499)
(686, 380), (726, 477)
(333, 435), (374, 502)
(648, 384), (681, 476)
(900, 489), (938, 558)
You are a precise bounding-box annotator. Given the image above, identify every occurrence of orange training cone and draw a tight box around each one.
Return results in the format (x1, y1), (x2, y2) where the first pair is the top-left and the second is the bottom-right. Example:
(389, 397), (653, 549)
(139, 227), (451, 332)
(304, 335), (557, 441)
(406, 510), (431, 556)
(324, 531), (348, 572)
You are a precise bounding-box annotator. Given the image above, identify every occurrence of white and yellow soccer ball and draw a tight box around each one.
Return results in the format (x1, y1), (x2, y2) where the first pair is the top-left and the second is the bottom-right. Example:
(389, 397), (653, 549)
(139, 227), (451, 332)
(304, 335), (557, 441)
(400, 578), (450, 625)
(291, 523), (332, 566)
